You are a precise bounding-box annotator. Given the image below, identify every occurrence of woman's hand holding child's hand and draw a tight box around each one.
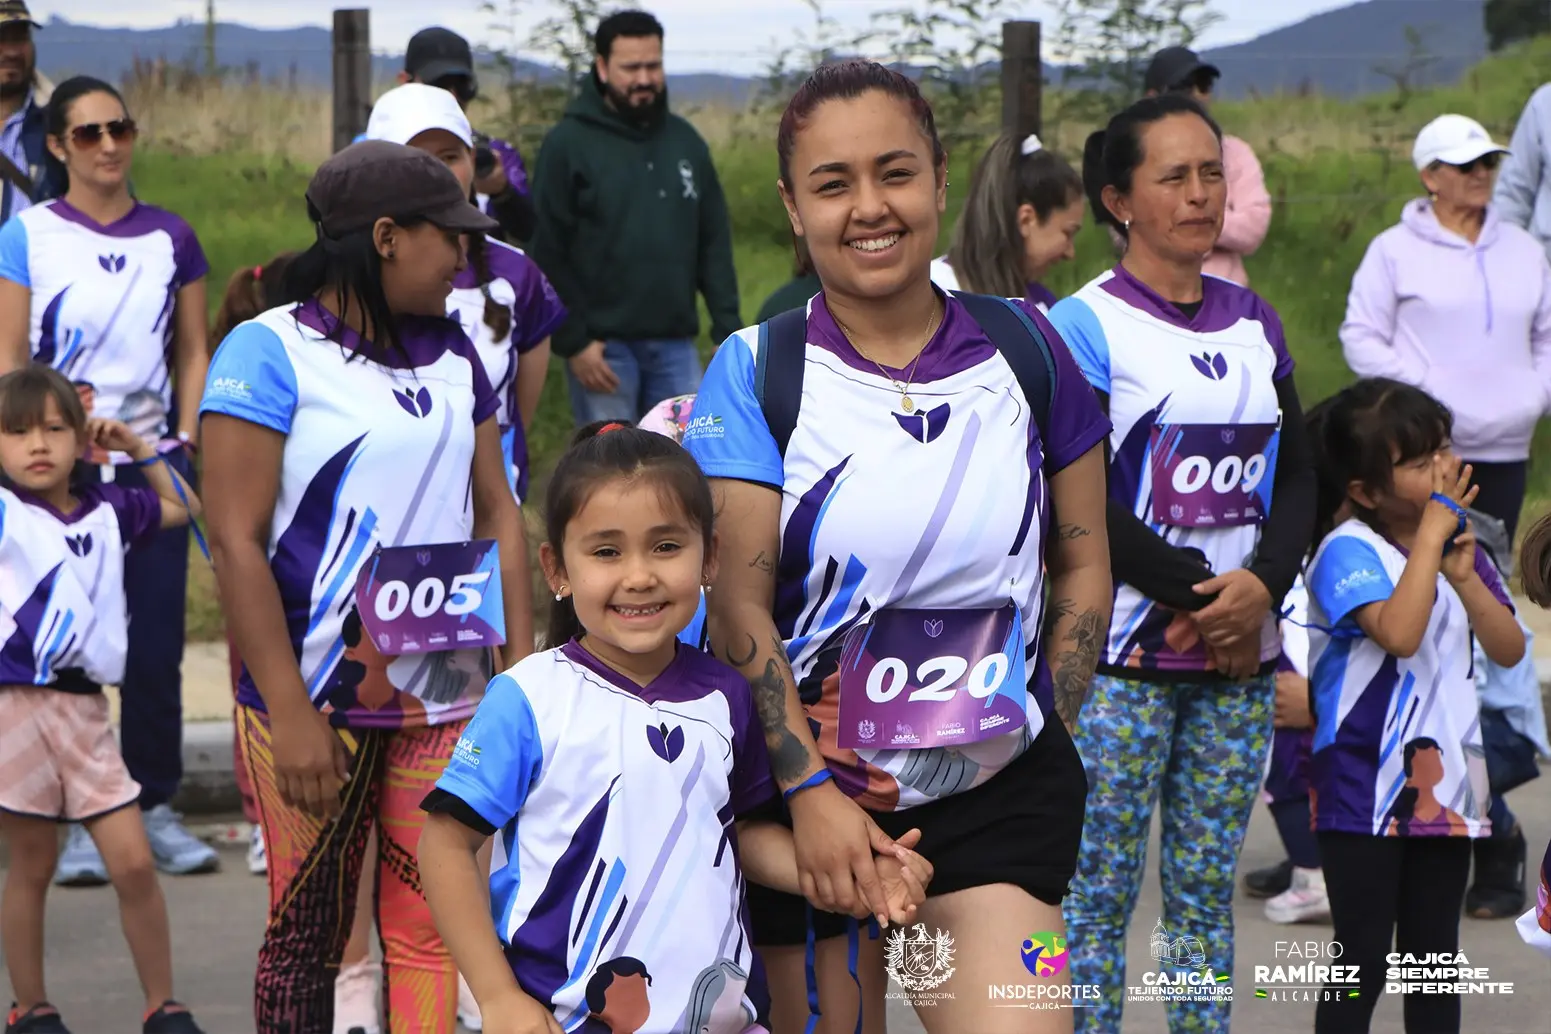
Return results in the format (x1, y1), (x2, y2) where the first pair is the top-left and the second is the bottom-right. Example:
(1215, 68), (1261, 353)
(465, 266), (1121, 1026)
(847, 828), (933, 927)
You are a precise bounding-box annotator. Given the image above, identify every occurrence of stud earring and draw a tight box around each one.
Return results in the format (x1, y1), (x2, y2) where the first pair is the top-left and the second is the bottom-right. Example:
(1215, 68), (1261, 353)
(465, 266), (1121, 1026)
(554, 585), (568, 601)
(1123, 218), (1131, 231)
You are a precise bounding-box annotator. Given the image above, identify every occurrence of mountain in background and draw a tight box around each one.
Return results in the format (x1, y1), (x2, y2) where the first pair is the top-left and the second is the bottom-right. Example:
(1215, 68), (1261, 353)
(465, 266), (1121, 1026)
(34, 0), (1488, 105)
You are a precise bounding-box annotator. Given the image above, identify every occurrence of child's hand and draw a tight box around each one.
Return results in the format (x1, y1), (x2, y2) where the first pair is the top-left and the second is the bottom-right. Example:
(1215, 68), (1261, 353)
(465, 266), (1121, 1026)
(1440, 522), (1478, 587)
(846, 827), (933, 927)
(480, 989), (563, 1034)
(1419, 453), (1477, 549)
(86, 418), (149, 460)
(1273, 671), (1312, 729)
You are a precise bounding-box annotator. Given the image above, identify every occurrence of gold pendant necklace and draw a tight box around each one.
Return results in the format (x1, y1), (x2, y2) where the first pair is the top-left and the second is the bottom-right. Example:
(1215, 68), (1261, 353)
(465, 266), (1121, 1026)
(834, 302), (940, 413)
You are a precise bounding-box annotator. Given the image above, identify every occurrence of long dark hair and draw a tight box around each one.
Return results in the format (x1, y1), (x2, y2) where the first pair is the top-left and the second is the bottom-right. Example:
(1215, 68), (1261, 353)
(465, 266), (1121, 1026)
(948, 134), (1083, 298)
(44, 76), (130, 193)
(465, 234), (513, 343)
(1522, 512), (1551, 606)
(210, 251), (300, 354)
(1081, 92), (1221, 243)
(280, 208), (436, 358)
(543, 421), (715, 649)
(1387, 736), (1443, 832)
(1308, 378), (1452, 547)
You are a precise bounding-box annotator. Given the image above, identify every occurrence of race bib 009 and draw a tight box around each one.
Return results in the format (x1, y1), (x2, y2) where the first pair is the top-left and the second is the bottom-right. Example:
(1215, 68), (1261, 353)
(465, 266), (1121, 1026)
(1148, 422), (1278, 528)
(353, 541), (506, 655)
(836, 606), (1028, 750)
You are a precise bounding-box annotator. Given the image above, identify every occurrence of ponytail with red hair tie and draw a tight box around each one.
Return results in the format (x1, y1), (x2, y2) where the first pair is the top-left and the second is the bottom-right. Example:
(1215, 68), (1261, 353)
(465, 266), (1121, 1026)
(597, 422), (630, 434)
(253, 265), (263, 279)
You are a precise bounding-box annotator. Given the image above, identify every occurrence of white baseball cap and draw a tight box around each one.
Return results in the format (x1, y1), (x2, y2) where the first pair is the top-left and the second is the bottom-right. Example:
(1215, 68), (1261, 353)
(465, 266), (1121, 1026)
(365, 83), (473, 149)
(1412, 114), (1508, 171)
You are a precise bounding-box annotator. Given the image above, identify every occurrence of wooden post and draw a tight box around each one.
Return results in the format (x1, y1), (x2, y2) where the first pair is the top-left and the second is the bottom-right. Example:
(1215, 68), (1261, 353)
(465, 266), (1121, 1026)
(332, 9), (371, 154)
(1001, 20), (1042, 139)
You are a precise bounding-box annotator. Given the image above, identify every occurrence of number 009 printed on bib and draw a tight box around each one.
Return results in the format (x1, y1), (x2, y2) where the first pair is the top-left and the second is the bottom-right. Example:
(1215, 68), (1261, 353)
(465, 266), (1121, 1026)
(836, 605), (1028, 750)
(1148, 422), (1278, 528)
(354, 541), (506, 655)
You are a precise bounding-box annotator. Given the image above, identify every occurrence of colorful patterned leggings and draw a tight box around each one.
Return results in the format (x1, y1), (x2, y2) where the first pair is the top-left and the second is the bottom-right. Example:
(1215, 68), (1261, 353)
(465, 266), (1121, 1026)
(1066, 673), (1274, 1034)
(237, 706), (462, 1034)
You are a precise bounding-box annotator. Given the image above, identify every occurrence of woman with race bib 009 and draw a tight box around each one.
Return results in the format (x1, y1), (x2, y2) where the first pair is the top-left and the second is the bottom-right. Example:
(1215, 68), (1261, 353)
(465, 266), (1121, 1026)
(686, 60), (1112, 1034)
(198, 140), (532, 1034)
(1047, 93), (1315, 1034)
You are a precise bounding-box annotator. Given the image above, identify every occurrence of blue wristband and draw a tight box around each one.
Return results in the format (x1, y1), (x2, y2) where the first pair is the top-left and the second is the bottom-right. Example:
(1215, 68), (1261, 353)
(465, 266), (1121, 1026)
(783, 769), (834, 802)
(133, 453), (163, 467)
(1429, 492), (1467, 518)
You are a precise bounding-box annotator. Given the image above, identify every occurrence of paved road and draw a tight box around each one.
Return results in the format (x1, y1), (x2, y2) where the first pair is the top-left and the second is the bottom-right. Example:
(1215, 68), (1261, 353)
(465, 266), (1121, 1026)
(5, 787), (1549, 1034)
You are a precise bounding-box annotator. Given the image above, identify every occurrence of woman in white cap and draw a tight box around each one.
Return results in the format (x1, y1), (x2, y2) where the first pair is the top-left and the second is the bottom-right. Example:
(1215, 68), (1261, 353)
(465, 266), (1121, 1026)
(1342, 113), (1551, 923)
(930, 132), (1085, 312)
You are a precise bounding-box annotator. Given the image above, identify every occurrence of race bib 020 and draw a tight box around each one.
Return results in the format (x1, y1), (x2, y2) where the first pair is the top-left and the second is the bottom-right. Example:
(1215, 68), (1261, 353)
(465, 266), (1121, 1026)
(836, 605), (1028, 750)
(1148, 422), (1278, 528)
(353, 541), (506, 656)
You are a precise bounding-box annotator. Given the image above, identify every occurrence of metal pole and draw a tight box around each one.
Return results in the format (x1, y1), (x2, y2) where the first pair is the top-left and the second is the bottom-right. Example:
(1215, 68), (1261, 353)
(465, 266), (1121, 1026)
(332, 9), (371, 154)
(1001, 21), (1043, 139)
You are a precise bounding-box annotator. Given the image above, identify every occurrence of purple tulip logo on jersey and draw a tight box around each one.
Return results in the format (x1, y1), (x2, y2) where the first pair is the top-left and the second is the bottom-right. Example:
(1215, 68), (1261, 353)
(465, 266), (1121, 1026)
(353, 540), (506, 655)
(393, 386), (434, 419)
(97, 254), (126, 274)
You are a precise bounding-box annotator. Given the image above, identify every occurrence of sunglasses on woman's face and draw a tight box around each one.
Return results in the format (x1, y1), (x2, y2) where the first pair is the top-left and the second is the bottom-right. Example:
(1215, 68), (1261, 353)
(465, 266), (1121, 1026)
(68, 119), (138, 148)
(1448, 153), (1500, 174)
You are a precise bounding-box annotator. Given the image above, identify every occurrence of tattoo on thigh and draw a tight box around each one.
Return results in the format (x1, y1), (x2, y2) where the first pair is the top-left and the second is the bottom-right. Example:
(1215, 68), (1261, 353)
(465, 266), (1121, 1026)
(1052, 608), (1104, 728)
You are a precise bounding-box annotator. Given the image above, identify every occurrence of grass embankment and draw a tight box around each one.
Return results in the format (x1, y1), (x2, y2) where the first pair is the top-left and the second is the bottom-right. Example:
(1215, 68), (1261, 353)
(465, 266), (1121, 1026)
(128, 36), (1551, 640)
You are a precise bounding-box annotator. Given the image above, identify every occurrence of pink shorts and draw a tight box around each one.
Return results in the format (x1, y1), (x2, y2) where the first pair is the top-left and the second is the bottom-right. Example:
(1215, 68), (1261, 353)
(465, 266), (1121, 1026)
(0, 688), (140, 822)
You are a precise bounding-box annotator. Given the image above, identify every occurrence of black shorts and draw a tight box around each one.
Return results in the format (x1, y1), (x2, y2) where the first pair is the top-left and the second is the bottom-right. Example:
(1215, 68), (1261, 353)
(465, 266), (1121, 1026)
(745, 717), (1088, 946)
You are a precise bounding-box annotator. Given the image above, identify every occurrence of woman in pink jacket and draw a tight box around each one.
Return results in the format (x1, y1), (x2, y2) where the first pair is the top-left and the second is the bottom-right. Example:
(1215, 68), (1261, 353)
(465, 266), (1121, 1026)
(1143, 46), (1272, 285)
(1341, 114), (1551, 545)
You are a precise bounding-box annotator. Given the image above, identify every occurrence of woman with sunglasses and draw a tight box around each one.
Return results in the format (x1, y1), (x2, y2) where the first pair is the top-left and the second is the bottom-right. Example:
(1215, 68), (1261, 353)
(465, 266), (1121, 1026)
(0, 76), (219, 885)
(1342, 113), (1551, 923)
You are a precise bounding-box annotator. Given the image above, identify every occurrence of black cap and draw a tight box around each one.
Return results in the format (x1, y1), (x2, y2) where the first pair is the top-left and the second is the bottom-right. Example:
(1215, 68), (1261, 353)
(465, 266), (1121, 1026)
(0, 1), (40, 28)
(406, 27), (474, 87)
(1143, 46), (1220, 94)
(306, 140), (498, 239)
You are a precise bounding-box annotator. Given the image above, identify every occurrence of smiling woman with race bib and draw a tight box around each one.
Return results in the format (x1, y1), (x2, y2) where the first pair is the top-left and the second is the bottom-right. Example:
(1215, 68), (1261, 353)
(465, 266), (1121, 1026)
(198, 140), (533, 1034)
(687, 60), (1112, 1034)
(1047, 94), (1315, 1034)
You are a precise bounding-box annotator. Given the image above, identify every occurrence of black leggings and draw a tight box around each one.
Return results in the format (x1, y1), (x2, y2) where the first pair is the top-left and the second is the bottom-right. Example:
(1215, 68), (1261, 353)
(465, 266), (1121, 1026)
(1315, 833), (1472, 1033)
(1464, 459), (1527, 544)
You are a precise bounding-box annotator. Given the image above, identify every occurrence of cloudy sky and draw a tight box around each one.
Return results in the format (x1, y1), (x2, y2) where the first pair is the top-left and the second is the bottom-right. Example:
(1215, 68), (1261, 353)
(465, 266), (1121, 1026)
(32, 0), (1402, 74)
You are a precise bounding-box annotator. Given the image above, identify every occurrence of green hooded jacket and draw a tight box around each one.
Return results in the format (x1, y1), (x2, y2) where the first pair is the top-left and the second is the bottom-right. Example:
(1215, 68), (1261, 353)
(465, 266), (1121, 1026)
(528, 76), (741, 358)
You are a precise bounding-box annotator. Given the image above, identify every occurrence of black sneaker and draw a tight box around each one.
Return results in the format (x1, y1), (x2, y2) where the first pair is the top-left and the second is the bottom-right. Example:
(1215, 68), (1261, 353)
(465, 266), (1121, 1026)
(4, 1004), (71, 1034)
(1465, 828), (1527, 919)
(142, 1002), (204, 1034)
(1244, 858), (1294, 899)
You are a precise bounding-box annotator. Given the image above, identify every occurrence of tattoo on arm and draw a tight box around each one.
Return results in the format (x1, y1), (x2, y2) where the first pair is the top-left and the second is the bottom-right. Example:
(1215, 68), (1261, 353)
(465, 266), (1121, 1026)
(1056, 523), (1091, 541)
(1052, 608), (1104, 730)
(733, 632), (812, 784)
(748, 551), (774, 574)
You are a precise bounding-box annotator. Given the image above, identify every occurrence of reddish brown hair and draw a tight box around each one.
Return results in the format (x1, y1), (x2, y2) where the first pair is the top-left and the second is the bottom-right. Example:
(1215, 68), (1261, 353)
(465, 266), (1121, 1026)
(776, 59), (946, 189)
(210, 251), (301, 354)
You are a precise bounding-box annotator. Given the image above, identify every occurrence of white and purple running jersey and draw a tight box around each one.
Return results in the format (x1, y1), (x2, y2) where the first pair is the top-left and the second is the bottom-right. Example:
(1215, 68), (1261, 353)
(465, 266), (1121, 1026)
(433, 643), (775, 1034)
(0, 201), (208, 449)
(685, 291), (1109, 810)
(200, 300), (501, 730)
(1050, 266), (1292, 675)
(447, 236), (565, 503)
(1306, 518), (1510, 838)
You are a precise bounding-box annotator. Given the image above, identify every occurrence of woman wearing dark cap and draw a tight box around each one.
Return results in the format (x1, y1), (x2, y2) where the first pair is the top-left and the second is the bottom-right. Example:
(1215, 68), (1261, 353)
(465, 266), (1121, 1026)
(198, 140), (533, 1034)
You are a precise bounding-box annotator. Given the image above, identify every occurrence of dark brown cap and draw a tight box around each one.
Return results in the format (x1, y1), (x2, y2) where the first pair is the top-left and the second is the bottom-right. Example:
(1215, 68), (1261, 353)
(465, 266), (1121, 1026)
(305, 140), (497, 239)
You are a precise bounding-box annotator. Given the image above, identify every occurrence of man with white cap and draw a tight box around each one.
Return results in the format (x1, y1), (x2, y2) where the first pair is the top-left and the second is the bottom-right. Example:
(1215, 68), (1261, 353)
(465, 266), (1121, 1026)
(1495, 83), (1551, 259)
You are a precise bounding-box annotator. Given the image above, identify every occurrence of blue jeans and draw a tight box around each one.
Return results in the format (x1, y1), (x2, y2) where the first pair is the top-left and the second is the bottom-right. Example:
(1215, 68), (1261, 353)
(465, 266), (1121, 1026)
(565, 338), (702, 424)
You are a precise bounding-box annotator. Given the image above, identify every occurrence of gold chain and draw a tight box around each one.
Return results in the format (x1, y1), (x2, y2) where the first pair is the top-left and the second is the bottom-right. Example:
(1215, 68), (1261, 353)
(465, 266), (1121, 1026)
(832, 301), (941, 414)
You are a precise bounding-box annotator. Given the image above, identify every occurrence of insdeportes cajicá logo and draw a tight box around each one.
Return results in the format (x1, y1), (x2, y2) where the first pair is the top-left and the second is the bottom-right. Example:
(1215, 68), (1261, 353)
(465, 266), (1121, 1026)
(987, 933), (1103, 1011)
(1127, 919), (1232, 1005)
(1252, 940), (1361, 1003)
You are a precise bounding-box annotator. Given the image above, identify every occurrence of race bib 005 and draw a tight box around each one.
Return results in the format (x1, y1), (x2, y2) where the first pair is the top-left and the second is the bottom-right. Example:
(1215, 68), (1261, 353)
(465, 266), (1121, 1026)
(836, 605), (1028, 750)
(1149, 422), (1278, 528)
(353, 541), (506, 655)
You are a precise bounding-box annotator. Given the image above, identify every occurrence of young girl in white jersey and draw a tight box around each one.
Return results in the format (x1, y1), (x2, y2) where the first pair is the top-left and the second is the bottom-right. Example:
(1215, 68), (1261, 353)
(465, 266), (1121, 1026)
(0, 367), (204, 1034)
(418, 422), (931, 1034)
(1305, 377), (1523, 1033)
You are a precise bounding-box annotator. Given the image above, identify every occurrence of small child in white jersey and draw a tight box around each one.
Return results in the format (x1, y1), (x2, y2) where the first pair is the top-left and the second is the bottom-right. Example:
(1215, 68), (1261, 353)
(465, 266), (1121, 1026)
(0, 367), (205, 1034)
(1304, 377), (1524, 1031)
(418, 421), (931, 1034)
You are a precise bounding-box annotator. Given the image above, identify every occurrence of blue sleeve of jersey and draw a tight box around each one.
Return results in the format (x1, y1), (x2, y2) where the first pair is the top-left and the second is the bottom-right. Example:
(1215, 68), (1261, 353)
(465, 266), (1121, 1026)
(1046, 297), (1110, 394)
(198, 323), (299, 434)
(1309, 536), (1395, 627)
(433, 673), (543, 830)
(682, 335), (784, 488)
(0, 217), (29, 287)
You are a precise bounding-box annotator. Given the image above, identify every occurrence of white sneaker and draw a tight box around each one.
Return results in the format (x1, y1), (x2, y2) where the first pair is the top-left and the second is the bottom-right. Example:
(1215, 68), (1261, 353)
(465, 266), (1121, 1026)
(458, 972), (483, 1030)
(1265, 866), (1331, 924)
(247, 825), (267, 875)
(333, 957), (382, 1034)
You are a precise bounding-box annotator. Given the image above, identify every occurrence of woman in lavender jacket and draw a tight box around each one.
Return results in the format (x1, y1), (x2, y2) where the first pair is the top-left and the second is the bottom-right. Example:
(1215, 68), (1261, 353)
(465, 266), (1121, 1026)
(1340, 114), (1551, 544)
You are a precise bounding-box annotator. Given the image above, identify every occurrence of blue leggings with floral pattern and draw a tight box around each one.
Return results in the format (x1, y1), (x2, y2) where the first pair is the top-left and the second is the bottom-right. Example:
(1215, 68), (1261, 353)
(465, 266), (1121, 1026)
(1066, 672), (1274, 1033)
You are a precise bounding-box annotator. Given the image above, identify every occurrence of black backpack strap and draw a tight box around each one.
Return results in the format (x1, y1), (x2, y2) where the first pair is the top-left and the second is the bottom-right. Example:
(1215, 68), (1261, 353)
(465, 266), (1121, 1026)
(755, 305), (809, 458)
(950, 291), (1057, 449)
